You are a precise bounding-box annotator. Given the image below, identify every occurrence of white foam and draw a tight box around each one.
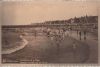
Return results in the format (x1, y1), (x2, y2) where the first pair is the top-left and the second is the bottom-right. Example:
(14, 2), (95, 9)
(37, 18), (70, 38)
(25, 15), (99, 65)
(2, 35), (28, 54)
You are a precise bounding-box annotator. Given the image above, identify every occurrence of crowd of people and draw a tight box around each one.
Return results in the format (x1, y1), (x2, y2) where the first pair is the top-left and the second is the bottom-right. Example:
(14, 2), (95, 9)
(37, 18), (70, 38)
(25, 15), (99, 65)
(31, 27), (88, 55)
(43, 28), (69, 55)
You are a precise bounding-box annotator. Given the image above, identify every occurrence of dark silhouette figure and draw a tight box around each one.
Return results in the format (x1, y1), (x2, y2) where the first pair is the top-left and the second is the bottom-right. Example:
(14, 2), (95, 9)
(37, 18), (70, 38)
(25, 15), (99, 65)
(55, 35), (61, 55)
(77, 30), (78, 37)
(34, 30), (37, 39)
(83, 31), (87, 40)
(79, 31), (82, 40)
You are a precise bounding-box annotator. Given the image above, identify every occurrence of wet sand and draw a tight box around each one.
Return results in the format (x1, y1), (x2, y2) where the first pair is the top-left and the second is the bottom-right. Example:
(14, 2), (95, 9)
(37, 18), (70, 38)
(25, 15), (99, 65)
(2, 34), (97, 64)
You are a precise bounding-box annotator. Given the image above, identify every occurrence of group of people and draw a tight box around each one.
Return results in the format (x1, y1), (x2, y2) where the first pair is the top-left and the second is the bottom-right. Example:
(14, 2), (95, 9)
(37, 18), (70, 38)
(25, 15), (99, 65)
(42, 28), (88, 55)
(44, 28), (68, 55)
(78, 31), (87, 40)
(31, 27), (87, 42)
(45, 28), (66, 40)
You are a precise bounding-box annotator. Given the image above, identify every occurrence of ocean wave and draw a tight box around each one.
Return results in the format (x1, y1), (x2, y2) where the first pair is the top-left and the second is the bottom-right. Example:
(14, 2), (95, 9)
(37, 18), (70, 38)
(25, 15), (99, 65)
(2, 35), (28, 54)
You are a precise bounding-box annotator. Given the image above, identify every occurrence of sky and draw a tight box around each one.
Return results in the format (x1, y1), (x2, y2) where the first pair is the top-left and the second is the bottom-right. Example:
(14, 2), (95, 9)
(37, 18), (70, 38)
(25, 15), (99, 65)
(1, 0), (99, 25)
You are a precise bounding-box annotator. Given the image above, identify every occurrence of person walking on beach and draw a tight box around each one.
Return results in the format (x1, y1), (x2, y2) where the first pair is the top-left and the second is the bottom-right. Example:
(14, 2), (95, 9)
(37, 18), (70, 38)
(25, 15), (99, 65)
(83, 31), (87, 40)
(77, 30), (78, 37)
(34, 30), (37, 39)
(72, 41), (77, 59)
(55, 34), (61, 55)
(79, 31), (82, 40)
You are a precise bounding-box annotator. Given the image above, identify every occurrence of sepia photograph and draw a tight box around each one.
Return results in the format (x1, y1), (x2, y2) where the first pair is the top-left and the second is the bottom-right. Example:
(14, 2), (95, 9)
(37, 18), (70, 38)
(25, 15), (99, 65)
(1, 0), (98, 65)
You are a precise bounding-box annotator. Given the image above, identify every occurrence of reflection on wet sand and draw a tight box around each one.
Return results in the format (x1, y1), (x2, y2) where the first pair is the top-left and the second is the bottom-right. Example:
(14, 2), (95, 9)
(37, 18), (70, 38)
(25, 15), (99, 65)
(2, 29), (97, 63)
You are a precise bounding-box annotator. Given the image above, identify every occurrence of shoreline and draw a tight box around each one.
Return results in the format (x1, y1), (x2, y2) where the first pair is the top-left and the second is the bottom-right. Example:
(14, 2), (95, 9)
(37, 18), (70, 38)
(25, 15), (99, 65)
(2, 35), (28, 54)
